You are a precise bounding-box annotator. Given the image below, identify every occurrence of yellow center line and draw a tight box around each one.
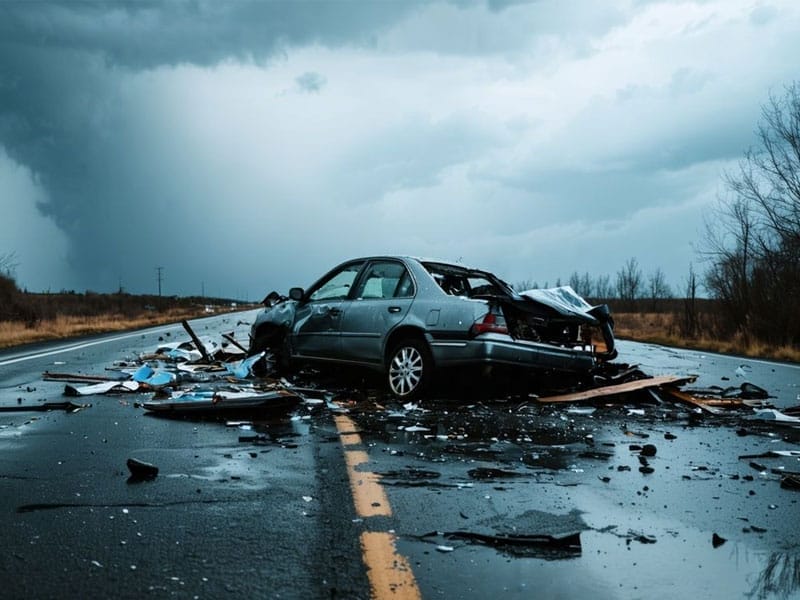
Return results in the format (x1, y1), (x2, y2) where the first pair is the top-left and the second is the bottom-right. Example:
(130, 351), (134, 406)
(334, 414), (421, 600)
(343, 449), (392, 517)
(361, 531), (420, 599)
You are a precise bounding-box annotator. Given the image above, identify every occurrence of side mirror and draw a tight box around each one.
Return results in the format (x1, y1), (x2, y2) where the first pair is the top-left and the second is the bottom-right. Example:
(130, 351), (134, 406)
(289, 287), (304, 301)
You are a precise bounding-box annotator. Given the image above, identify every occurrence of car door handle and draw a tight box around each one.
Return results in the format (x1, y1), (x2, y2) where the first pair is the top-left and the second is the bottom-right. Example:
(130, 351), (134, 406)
(329, 308), (341, 316)
(388, 306), (401, 314)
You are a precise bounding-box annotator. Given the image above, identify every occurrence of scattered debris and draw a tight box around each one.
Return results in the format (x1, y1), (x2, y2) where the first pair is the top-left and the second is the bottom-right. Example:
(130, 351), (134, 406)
(712, 533), (727, 548)
(131, 365), (176, 388)
(467, 468), (527, 480)
(142, 388), (300, 414)
(640, 444), (657, 457)
(181, 319), (212, 363)
(64, 381), (140, 396)
(684, 382), (770, 401)
(745, 409), (800, 424)
(126, 458), (159, 481)
(43, 372), (119, 384)
(450, 530), (580, 549)
(780, 475), (800, 491)
(0, 401), (90, 413)
(421, 530), (581, 554)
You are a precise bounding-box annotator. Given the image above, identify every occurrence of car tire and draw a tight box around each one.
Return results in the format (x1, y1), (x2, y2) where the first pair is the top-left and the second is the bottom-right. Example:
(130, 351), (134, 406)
(387, 337), (432, 399)
(250, 329), (290, 377)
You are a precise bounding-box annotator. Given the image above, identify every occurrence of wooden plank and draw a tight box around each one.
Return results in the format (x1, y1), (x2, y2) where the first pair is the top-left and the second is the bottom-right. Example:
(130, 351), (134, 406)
(0, 401), (90, 413)
(658, 387), (722, 414)
(43, 371), (119, 383)
(536, 375), (697, 404)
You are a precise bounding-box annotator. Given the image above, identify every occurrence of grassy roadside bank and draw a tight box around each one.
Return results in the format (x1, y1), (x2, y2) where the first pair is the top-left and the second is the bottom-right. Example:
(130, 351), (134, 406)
(0, 307), (248, 350)
(613, 312), (800, 364)
(0, 277), (257, 350)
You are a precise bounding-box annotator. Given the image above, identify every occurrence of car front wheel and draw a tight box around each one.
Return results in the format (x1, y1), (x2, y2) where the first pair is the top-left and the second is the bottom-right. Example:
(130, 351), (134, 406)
(387, 338), (431, 399)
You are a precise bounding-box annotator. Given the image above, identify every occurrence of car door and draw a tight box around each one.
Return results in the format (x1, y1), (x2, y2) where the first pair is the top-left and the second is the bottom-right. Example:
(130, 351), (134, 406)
(337, 259), (416, 365)
(292, 260), (365, 360)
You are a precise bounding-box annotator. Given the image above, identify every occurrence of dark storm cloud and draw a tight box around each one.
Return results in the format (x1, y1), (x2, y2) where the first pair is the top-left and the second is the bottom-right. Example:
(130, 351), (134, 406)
(0, 0), (424, 69)
(0, 0), (427, 292)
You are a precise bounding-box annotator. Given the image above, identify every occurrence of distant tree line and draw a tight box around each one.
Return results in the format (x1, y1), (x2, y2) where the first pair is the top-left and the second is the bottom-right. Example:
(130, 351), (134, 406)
(0, 252), (243, 326)
(515, 256), (675, 312)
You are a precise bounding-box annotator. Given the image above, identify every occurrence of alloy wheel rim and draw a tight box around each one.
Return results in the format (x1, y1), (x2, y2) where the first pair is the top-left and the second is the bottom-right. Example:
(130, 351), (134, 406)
(389, 346), (423, 396)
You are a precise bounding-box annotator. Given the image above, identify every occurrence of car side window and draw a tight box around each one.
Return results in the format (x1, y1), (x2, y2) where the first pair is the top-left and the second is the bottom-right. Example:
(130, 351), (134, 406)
(308, 262), (364, 301)
(355, 261), (415, 299)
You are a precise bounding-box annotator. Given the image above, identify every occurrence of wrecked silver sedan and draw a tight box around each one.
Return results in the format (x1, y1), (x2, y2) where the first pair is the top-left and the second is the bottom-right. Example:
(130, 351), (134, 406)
(249, 256), (616, 399)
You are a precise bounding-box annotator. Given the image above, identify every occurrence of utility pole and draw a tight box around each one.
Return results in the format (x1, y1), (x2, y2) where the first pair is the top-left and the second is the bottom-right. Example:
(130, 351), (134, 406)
(156, 267), (163, 297)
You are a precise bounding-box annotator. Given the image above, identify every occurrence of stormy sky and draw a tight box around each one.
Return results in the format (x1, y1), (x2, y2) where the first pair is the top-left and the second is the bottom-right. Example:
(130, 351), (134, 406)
(1, 0), (798, 299)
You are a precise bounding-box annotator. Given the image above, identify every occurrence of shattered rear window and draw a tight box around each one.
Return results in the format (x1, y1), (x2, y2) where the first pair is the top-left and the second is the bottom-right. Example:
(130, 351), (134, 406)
(422, 262), (505, 298)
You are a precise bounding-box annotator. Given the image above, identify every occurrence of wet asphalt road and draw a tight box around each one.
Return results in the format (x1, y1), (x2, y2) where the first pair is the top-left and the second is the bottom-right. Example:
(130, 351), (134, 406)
(1, 311), (800, 599)
(0, 315), (370, 599)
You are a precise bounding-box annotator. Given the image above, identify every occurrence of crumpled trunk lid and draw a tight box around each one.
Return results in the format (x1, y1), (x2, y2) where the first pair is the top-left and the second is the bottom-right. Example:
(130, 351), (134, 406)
(499, 286), (617, 361)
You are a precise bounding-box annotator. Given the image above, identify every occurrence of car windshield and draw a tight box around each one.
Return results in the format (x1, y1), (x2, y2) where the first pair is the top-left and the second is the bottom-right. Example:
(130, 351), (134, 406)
(308, 262), (364, 301)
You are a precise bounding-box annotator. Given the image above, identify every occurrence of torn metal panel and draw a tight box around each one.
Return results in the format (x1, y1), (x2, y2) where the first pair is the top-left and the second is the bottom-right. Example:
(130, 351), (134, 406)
(745, 409), (800, 424)
(536, 375), (697, 404)
(224, 352), (265, 379)
(64, 380), (140, 396)
(131, 364), (176, 388)
(141, 388), (300, 414)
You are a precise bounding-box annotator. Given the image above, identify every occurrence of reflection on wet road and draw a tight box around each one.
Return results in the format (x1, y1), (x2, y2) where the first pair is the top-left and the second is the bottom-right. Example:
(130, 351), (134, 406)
(335, 340), (800, 599)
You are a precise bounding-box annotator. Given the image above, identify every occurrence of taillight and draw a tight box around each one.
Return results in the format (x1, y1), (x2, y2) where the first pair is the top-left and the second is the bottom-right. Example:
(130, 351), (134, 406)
(470, 311), (508, 336)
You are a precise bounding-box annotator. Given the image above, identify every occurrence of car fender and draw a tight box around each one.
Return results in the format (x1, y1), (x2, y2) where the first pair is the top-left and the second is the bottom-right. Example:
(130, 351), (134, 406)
(250, 300), (297, 346)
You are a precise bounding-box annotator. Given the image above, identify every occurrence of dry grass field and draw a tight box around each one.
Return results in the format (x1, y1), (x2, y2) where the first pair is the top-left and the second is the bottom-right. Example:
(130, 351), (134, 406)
(613, 311), (800, 363)
(0, 307), (236, 349)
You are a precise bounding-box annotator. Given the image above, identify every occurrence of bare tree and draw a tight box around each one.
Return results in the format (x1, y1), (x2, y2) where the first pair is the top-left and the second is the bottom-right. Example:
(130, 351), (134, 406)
(680, 263), (699, 338)
(704, 83), (800, 345)
(615, 257), (642, 308)
(0, 251), (18, 276)
(0, 251), (20, 321)
(514, 279), (538, 292)
(647, 267), (672, 311)
(593, 274), (613, 300)
(568, 271), (593, 297)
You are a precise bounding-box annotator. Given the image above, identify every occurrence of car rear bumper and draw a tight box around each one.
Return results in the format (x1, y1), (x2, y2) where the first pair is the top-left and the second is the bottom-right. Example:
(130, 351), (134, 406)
(428, 334), (597, 372)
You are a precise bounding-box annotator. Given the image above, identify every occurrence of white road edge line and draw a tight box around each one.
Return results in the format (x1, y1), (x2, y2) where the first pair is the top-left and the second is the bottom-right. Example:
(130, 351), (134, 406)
(0, 324), (183, 367)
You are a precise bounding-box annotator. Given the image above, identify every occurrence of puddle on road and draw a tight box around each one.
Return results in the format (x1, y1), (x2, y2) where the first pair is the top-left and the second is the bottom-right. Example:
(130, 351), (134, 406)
(348, 393), (800, 599)
(402, 517), (800, 600)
